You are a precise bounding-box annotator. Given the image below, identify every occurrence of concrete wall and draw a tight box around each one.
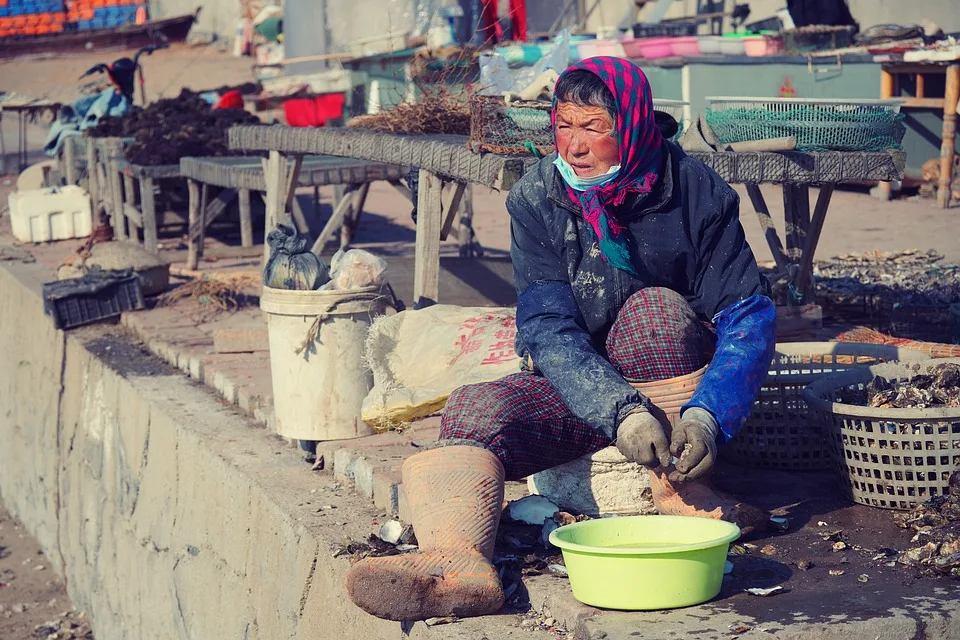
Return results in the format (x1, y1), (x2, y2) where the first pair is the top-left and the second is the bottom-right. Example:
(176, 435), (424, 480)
(0, 259), (508, 640)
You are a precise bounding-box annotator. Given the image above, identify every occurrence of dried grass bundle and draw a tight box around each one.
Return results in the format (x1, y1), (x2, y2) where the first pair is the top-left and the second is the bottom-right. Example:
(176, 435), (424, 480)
(157, 276), (253, 314)
(347, 94), (471, 136)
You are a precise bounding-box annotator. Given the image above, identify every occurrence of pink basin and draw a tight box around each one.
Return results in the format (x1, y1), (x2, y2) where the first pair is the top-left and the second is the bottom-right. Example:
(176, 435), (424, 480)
(670, 36), (701, 57)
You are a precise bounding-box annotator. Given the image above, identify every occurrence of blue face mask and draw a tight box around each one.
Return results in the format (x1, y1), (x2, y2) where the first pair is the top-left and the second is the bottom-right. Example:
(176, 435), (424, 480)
(553, 155), (621, 192)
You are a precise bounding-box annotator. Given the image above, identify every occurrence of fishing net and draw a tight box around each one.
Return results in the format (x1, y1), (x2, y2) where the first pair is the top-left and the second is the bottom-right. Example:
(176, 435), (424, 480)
(706, 100), (906, 152)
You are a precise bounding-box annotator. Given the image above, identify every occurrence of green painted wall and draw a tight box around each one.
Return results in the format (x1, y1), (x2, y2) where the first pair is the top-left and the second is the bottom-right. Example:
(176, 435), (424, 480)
(642, 59), (954, 177)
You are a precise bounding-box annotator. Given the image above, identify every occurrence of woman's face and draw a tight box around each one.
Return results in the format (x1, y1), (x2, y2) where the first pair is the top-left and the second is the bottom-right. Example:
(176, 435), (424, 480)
(555, 101), (620, 177)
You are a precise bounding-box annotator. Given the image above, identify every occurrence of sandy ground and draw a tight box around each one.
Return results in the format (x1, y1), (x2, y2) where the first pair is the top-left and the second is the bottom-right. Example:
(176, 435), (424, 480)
(0, 503), (93, 640)
(0, 44), (255, 105)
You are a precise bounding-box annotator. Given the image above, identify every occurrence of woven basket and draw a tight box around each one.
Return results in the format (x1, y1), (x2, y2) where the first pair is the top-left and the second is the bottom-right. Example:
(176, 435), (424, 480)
(722, 343), (929, 471)
(468, 94), (554, 156)
(804, 358), (960, 510)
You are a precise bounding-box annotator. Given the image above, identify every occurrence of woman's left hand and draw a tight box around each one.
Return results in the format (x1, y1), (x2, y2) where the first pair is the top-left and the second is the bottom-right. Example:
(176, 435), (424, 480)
(668, 411), (719, 483)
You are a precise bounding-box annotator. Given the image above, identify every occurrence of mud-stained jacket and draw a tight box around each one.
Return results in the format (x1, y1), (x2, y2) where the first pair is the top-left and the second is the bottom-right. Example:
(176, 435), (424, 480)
(509, 141), (777, 443)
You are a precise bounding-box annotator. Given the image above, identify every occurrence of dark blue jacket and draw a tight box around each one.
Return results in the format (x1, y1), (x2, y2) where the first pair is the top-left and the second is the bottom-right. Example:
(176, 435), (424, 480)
(510, 142), (777, 442)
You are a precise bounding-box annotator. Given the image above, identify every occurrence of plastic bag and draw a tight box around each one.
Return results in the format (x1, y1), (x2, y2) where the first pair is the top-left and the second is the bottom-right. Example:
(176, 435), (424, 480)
(478, 29), (571, 96)
(262, 224), (330, 290)
(361, 305), (521, 431)
(323, 249), (388, 290)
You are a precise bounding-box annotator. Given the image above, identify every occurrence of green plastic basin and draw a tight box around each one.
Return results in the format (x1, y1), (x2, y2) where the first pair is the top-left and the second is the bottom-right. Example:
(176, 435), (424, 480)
(549, 515), (740, 610)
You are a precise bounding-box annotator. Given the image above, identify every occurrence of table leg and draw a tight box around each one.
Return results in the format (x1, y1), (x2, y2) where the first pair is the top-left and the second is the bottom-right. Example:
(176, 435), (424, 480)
(782, 184), (800, 261)
(187, 179), (202, 270)
(413, 169), (443, 309)
(123, 173), (137, 243)
(109, 162), (126, 241)
(18, 112), (26, 173)
(262, 151), (288, 266)
(0, 111), (6, 175)
(745, 183), (790, 274)
(311, 185), (356, 254)
(63, 137), (77, 186)
(238, 188), (253, 248)
(793, 185), (835, 300)
(938, 63), (959, 209)
(876, 68), (896, 201)
(341, 182), (370, 248)
(141, 177), (158, 253)
(86, 142), (99, 226)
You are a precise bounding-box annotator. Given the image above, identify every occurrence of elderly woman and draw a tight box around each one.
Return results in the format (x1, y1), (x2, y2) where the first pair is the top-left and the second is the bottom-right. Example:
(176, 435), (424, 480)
(346, 58), (776, 621)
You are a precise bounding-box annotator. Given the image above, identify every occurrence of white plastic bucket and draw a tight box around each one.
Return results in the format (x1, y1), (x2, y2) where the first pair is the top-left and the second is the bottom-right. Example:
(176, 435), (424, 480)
(260, 285), (395, 441)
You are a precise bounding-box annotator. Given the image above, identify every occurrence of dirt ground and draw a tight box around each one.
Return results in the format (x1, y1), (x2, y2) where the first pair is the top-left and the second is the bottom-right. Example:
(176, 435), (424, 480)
(0, 502), (93, 640)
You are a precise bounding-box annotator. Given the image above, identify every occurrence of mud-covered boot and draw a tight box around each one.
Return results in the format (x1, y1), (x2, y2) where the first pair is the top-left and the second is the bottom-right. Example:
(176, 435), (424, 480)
(648, 469), (770, 537)
(345, 445), (505, 621)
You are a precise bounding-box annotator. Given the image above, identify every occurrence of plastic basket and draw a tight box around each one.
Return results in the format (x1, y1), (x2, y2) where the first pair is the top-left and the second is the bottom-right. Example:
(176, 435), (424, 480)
(783, 25), (856, 53)
(804, 358), (960, 510)
(704, 97), (906, 152)
(42, 268), (145, 330)
(723, 343), (930, 471)
(632, 21), (698, 38)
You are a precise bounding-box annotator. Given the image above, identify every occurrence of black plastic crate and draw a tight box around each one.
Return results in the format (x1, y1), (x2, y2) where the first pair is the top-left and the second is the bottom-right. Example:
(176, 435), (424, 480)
(43, 269), (145, 330)
(632, 21), (698, 38)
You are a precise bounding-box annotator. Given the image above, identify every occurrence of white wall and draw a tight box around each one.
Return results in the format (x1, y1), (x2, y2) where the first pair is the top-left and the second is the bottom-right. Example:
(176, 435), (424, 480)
(582, 0), (960, 34)
(150, 0), (242, 40)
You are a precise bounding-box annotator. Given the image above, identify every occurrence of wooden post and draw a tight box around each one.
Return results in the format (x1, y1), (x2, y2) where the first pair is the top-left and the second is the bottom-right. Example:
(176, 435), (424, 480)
(876, 67), (897, 201)
(413, 169), (443, 309)
(187, 180), (202, 270)
(238, 188), (253, 248)
(938, 63), (959, 209)
(140, 177), (158, 253)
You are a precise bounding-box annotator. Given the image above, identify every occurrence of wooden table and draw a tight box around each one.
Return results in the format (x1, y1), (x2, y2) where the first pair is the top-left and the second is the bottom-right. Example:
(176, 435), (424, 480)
(0, 98), (59, 174)
(691, 149), (905, 303)
(229, 126), (535, 308)
(229, 125), (903, 308)
(109, 158), (180, 253)
(178, 155), (407, 269)
(879, 59), (960, 208)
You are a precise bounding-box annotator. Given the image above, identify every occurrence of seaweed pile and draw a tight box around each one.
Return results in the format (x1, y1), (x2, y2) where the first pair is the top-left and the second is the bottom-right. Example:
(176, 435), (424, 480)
(87, 89), (261, 165)
(895, 472), (960, 578)
(863, 362), (960, 409)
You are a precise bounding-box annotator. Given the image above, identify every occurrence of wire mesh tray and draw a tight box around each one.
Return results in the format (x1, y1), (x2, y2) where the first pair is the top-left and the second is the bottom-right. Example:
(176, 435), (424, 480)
(705, 97), (906, 152)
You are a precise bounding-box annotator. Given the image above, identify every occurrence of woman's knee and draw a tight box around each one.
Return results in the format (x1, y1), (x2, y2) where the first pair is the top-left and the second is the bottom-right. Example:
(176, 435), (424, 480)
(606, 287), (711, 381)
(440, 381), (513, 442)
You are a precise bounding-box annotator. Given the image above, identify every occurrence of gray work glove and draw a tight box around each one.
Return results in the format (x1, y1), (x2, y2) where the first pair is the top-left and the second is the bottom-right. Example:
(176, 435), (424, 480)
(616, 409), (671, 469)
(668, 407), (720, 484)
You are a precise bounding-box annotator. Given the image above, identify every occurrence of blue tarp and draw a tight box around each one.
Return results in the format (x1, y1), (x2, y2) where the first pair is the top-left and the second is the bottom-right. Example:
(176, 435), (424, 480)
(43, 89), (131, 156)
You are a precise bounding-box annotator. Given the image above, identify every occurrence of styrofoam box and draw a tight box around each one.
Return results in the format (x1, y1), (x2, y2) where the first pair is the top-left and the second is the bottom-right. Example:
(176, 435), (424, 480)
(9, 185), (92, 243)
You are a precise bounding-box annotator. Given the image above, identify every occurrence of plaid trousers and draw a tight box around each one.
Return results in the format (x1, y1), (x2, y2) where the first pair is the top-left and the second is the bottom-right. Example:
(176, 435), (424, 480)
(440, 287), (715, 480)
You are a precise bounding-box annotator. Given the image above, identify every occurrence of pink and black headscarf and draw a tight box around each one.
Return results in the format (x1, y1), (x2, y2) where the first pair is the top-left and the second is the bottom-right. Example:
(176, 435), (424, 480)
(553, 57), (664, 276)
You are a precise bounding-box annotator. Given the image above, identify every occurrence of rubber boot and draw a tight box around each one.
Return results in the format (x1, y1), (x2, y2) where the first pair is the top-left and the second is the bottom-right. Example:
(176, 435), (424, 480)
(648, 470), (770, 538)
(345, 445), (505, 621)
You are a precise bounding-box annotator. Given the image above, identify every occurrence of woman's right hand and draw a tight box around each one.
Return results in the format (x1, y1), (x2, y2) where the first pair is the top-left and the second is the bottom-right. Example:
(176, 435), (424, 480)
(615, 409), (671, 468)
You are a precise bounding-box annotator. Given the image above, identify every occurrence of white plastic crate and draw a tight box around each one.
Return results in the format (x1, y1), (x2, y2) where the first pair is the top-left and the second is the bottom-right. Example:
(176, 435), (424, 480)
(9, 185), (92, 243)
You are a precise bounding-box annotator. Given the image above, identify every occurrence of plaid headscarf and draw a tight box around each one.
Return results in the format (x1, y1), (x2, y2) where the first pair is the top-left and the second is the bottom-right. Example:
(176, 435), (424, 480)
(553, 57), (664, 276)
